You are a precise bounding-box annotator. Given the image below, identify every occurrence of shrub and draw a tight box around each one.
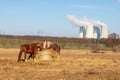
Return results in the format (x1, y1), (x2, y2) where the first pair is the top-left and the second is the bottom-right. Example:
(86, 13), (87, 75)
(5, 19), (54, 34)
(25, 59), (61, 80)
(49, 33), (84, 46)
(112, 46), (120, 52)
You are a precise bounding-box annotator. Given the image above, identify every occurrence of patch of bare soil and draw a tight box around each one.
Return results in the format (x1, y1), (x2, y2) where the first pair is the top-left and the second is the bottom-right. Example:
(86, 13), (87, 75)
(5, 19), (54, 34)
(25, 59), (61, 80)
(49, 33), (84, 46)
(0, 48), (120, 80)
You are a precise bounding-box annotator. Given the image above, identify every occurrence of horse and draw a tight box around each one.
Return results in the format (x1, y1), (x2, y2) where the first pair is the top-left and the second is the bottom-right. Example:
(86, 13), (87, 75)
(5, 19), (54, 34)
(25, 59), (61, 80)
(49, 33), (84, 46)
(49, 43), (61, 56)
(43, 41), (53, 49)
(43, 41), (61, 56)
(17, 43), (43, 62)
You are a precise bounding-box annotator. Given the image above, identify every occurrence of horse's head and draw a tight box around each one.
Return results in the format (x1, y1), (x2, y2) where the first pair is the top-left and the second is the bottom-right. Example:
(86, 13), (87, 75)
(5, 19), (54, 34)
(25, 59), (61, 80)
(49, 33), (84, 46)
(49, 43), (61, 56)
(36, 43), (44, 51)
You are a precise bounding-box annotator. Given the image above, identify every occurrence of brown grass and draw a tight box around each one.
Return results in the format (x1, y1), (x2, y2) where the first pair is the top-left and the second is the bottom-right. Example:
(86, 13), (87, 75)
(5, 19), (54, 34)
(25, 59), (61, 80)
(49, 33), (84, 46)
(0, 48), (120, 80)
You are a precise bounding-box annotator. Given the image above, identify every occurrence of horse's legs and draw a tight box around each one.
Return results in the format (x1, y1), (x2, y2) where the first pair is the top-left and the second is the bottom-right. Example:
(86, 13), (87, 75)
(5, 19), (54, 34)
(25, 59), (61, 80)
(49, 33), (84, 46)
(58, 46), (61, 56)
(32, 54), (37, 62)
(57, 51), (60, 56)
(17, 50), (22, 62)
(24, 52), (27, 62)
(27, 53), (32, 60)
(33, 50), (37, 62)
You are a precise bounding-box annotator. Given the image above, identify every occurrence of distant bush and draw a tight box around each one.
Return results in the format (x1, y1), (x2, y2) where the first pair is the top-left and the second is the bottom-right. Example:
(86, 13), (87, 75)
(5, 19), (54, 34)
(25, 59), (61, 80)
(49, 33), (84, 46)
(91, 44), (111, 53)
(0, 38), (31, 48)
(0, 35), (116, 51)
(112, 46), (120, 52)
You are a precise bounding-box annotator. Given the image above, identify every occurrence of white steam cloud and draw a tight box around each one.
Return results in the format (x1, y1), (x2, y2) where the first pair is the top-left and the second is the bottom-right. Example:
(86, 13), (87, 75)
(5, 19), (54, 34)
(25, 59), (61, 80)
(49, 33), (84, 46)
(118, 0), (120, 2)
(66, 15), (107, 27)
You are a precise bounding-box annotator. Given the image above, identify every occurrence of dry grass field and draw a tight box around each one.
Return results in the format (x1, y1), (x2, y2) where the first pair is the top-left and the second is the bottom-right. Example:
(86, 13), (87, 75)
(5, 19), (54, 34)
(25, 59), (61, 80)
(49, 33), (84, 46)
(0, 48), (120, 80)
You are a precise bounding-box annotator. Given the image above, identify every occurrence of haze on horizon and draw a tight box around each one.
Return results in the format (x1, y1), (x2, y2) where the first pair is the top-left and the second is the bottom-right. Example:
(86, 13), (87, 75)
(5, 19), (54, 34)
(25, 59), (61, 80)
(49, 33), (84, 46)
(0, 0), (120, 37)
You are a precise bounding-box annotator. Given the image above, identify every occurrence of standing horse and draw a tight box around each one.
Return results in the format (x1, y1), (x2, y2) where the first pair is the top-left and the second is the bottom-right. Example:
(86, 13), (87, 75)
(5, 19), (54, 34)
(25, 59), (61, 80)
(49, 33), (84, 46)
(17, 43), (43, 62)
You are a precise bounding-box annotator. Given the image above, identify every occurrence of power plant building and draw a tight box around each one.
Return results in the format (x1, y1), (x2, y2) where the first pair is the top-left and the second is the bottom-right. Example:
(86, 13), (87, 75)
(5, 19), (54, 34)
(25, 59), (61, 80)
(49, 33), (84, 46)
(79, 24), (108, 38)
(67, 15), (108, 38)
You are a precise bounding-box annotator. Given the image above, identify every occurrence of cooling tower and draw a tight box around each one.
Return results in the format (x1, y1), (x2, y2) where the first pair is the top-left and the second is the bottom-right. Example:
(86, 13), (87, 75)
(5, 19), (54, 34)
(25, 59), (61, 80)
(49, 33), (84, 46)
(67, 15), (108, 39)
(100, 25), (108, 38)
(79, 32), (83, 38)
(79, 26), (86, 38)
(85, 24), (93, 38)
(93, 26), (101, 38)
(93, 32), (97, 38)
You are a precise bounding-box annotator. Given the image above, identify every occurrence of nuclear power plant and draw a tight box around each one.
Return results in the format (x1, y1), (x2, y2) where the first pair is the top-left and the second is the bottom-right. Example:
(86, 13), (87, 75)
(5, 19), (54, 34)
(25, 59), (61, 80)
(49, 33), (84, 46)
(67, 15), (108, 38)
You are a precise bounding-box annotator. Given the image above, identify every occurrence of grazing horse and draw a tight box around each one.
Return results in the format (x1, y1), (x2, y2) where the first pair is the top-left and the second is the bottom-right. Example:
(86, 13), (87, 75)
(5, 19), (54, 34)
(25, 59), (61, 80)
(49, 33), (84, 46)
(43, 41), (52, 49)
(43, 41), (61, 55)
(50, 43), (61, 56)
(17, 43), (43, 62)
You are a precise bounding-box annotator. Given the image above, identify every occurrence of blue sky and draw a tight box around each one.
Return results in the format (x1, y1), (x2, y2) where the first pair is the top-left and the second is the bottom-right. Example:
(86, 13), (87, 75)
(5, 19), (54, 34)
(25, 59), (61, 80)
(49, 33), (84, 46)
(0, 0), (120, 37)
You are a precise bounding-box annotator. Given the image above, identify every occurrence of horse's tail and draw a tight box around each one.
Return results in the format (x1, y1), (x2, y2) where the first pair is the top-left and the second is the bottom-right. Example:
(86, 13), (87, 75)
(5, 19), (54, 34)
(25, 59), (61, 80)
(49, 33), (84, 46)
(17, 49), (22, 62)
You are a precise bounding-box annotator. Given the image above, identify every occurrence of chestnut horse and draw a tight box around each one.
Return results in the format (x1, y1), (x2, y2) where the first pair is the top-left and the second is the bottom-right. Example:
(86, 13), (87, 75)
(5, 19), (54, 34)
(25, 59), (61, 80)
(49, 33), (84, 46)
(43, 41), (61, 55)
(50, 43), (61, 56)
(17, 43), (43, 62)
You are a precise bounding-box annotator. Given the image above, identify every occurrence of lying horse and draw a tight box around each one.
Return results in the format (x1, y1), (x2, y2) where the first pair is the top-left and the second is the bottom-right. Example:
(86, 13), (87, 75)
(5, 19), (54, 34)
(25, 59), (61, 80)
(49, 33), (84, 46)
(17, 43), (43, 62)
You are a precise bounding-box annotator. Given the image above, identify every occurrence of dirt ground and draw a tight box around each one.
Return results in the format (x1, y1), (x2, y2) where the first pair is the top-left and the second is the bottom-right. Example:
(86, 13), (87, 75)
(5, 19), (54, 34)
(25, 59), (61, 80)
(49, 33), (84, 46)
(0, 48), (120, 80)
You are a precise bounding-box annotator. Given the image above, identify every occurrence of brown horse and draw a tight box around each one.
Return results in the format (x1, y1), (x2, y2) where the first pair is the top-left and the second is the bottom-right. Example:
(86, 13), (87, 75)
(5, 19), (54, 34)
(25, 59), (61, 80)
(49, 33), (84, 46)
(43, 41), (61, 56)
(49, 43), (61, 56)
(17, 43), (43, 62)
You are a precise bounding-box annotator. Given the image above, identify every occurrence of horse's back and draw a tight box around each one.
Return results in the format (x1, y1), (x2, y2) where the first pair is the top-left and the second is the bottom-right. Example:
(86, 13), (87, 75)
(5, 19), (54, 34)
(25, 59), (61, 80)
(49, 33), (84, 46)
(21, 44), (34, 53)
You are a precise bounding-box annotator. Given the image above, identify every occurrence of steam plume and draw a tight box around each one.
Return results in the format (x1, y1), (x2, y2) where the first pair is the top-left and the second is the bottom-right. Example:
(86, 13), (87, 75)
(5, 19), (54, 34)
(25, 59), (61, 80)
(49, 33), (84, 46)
(66, 15), (107, 27)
